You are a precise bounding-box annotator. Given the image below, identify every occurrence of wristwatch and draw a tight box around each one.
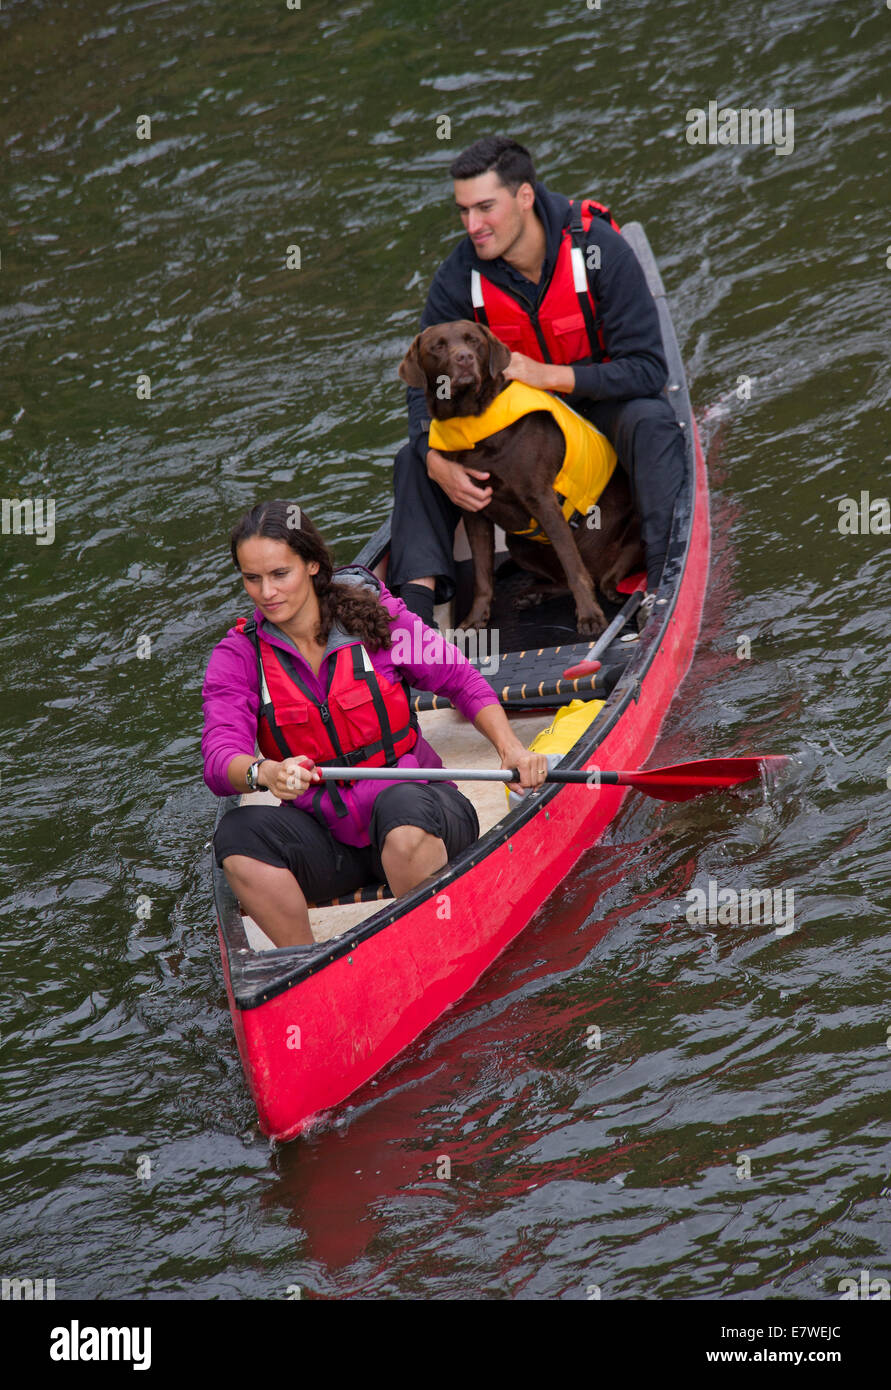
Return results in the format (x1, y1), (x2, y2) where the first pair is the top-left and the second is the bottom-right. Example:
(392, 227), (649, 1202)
(246, 758), (266, 791)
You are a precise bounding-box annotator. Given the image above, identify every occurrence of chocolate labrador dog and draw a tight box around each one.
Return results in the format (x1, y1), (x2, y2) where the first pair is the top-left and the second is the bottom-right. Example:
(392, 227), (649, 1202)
(398, 319), (643, 636)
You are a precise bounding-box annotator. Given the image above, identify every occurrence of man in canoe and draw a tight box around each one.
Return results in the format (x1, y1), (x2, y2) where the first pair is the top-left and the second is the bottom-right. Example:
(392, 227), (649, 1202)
(202, 500), (548, 948)
(389, 135), (685, 626)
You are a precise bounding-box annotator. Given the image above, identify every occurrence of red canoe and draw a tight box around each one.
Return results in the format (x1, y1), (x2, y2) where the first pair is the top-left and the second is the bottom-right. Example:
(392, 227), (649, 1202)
(211, 223), (710, 1141)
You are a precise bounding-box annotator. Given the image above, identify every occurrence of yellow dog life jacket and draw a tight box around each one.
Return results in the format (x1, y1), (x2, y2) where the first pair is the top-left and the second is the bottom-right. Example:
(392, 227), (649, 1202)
(428, 380), (617, 543)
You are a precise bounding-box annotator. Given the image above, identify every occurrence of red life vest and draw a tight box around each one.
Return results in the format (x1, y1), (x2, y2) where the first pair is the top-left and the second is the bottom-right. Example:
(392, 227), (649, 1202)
(470, 198), (620, 365)
(235, 617), (418, 783)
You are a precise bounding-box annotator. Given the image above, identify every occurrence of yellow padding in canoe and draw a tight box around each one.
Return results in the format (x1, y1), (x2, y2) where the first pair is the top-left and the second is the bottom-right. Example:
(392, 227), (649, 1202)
(529, 698), (605, 753)
(506, 698), (605, 804)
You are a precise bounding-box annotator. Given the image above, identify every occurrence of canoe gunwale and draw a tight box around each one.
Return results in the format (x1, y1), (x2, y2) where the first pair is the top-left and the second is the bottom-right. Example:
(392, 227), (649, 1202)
(213, 221), (704, 1013)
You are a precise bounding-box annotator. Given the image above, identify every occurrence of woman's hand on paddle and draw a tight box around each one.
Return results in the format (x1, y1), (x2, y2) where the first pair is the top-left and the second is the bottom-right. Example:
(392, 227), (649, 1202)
(474, 708), (548, 793)
(427, 449), (492, 511)
(264, 756), (321, 799)
(500, 745), (549, 792)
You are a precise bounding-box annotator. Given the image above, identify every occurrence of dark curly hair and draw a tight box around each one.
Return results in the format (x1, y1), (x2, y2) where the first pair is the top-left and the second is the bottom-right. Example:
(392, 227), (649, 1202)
(229, 500), (393, 651)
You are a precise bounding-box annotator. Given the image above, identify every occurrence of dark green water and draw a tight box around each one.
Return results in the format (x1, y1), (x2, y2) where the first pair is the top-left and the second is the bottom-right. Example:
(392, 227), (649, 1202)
(1, 0), (889, 1298)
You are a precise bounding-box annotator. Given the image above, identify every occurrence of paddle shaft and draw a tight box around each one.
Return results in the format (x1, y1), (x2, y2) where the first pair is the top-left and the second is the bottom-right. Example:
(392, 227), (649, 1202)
(586, 585), (646, 658)
(319, 765), (606, 784)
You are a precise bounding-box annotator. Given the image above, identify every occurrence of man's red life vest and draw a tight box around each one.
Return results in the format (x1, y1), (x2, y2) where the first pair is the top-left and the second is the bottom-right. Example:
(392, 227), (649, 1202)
(470, 198), (620, 366)
(235, 617), (418, 783)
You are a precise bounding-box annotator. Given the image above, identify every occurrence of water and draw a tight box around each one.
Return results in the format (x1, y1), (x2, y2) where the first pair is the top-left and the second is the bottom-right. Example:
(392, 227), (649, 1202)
(1, 0), (889, 1299)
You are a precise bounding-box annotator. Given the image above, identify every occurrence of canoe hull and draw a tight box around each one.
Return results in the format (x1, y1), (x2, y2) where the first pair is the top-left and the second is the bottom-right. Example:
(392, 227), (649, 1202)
(212, 222), (710, 1141)
(216, 420), (708, 1141)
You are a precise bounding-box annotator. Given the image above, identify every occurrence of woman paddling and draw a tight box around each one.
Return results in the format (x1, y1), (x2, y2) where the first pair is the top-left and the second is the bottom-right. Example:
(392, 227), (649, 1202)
(202, 500), (547, 947)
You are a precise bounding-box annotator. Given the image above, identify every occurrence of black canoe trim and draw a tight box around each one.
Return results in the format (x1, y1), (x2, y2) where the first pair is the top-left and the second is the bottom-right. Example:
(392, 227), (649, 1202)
(212, 222), (700, 1010)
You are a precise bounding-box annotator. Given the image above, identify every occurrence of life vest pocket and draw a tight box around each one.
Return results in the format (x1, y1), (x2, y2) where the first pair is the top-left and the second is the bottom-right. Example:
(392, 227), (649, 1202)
(337, 685), (375, 711)
(487, 323), (525, 352)
(272, 700), (311, 733)
(275, 701), (310, 726)
(266, 700), (312, 761)
(335, 683), (379, 746)
(550, 312), (591, 362)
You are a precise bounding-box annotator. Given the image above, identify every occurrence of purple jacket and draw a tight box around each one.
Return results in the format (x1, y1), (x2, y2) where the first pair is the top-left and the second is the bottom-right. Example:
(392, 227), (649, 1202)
(202, 568), (500, 847)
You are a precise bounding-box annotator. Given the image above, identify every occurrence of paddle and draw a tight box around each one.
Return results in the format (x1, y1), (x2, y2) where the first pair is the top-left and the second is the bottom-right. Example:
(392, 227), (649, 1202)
(316, 756), (785, 804)
(557, 574), (650, 679)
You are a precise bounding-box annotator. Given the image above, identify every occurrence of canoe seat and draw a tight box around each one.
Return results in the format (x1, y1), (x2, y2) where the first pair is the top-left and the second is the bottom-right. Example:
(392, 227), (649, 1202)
(307, 881), (394, 909)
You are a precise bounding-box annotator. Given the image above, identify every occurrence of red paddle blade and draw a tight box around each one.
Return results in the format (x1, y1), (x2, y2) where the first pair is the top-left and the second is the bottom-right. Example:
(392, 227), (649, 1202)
(617, 756), (787, 802)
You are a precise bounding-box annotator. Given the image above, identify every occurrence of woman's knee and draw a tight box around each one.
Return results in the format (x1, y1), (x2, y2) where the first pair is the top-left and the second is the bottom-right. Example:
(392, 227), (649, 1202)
(221, 852), (309, 906)
(213, 805), (289, 868)
(220, 850), (255, 874)
(381, 823), (441, 857)
(221, 851), (273, 885)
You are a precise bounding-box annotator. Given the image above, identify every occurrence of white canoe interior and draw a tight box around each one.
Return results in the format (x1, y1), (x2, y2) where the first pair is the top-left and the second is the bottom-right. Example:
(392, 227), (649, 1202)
(238, 705), (551, 950)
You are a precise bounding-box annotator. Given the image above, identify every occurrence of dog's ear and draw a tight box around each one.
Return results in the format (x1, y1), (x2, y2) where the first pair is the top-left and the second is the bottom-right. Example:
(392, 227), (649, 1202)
(398, 336), (428, 390)
(480, 326), (512, 377)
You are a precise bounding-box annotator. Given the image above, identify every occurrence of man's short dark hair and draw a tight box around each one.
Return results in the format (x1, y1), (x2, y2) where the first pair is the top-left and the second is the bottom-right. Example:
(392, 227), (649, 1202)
(449, 137), (536, 192)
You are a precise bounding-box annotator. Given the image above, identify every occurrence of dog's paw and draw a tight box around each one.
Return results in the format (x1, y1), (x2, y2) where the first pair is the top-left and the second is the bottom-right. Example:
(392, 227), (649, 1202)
(514, 590), (547, 611)
(459, 605), (491, 631)
(575, 607), (608, 639)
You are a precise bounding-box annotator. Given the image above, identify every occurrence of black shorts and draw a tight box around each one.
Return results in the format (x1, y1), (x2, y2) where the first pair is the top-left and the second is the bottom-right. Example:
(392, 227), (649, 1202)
(213, 782), (480, 903)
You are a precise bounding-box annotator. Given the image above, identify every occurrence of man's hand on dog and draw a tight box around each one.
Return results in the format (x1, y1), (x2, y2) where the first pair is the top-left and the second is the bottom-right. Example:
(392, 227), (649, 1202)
(427, 449), (493, 510)
(502, 353), (575, 395)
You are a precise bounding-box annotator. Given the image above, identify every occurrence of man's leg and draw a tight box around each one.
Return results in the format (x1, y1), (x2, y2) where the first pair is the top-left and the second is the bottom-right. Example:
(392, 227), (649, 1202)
(389, 440), (463, 620)
(583, 396), (687, 593)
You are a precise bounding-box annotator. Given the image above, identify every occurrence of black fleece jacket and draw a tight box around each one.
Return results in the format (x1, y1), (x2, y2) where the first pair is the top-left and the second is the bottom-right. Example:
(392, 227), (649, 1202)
(406, 182), (668, 453)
